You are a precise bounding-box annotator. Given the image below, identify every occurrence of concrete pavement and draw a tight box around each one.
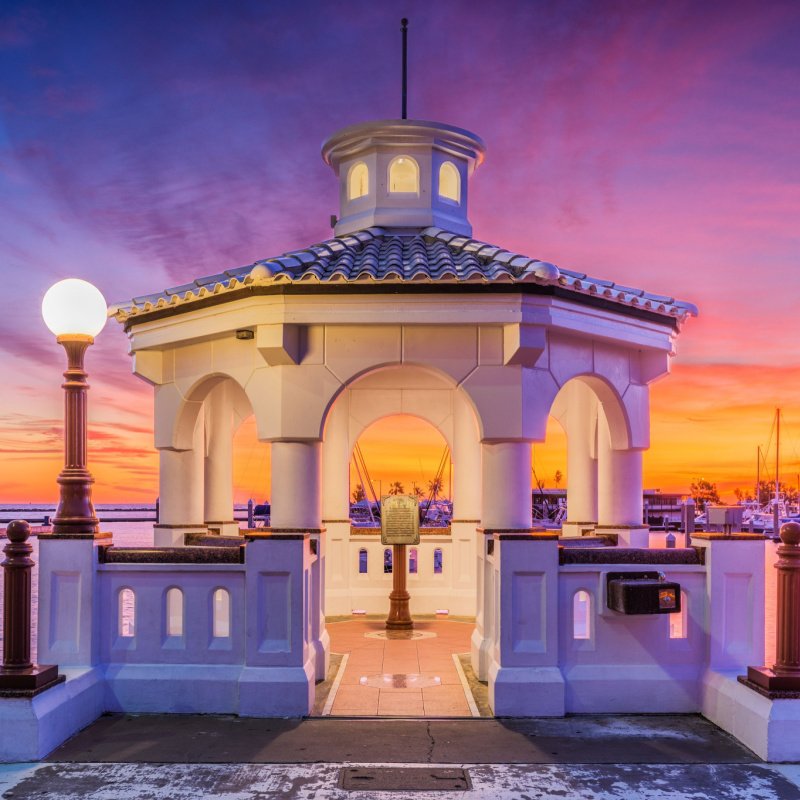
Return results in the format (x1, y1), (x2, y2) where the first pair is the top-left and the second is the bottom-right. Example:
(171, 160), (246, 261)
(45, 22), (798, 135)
(1, 714), (799, 799)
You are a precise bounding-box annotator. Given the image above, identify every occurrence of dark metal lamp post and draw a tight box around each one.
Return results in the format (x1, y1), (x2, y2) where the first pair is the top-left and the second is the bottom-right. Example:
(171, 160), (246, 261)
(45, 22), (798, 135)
(41, 278), (107, 535)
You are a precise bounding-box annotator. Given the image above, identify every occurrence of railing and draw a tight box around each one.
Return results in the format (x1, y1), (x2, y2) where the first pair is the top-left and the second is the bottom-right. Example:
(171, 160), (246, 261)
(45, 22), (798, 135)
(557, 557), (707, 713)
(98, 552), (246, 666)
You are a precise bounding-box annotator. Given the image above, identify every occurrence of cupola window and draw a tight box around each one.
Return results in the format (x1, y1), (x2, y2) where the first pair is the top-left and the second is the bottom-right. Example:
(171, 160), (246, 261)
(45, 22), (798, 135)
(388, 155), (419, 194)
(348, 162), (369, 200)
(438, 161), (460, 203)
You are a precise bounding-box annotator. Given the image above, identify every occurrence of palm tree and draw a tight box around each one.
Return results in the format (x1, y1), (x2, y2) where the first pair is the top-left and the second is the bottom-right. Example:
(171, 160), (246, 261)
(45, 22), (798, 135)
(428, 477), (443, 501)
(554, 470), (563, 489)
(352, 485), (366, 503)
(412, 484), (424, 499)
(389, 481), (405, 495)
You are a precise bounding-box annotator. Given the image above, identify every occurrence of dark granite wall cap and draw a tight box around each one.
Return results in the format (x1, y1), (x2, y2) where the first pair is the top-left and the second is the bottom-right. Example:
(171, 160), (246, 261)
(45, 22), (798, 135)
(185, 533), (244, 548)
(559, 547), (704, 565)
(478, 528), (550, 535)
(101, 546), (244, 564)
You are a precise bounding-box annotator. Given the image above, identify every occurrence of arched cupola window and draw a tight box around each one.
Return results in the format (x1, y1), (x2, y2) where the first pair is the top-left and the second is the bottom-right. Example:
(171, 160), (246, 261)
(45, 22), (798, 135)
(388, 155), (419, 194)
(348, 162), (369, 200)
(438, 161), (460, 203)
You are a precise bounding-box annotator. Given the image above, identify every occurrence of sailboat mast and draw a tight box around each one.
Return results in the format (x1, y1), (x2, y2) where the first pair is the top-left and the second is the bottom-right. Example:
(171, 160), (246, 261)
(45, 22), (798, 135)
(756, 446), (760, 504)
(773, 408), (781, 535)
(776, 407), (781, 507)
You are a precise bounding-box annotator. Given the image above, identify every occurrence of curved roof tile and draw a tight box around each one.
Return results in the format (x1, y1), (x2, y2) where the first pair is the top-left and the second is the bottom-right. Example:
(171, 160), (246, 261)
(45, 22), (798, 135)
(113, 226), (697, 324)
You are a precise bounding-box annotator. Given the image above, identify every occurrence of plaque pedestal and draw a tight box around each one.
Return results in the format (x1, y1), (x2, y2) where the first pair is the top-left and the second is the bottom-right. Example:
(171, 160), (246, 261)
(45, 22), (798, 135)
(386, 544), (413, 630)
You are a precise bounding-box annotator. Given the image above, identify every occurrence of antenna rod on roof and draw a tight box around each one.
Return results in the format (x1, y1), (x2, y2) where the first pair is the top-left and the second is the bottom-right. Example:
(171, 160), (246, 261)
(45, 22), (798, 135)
(401, 18), (408, 119)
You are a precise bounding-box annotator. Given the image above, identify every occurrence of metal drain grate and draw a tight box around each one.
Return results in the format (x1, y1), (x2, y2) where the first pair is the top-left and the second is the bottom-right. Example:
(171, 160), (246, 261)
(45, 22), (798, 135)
(340, 767), (471, 792)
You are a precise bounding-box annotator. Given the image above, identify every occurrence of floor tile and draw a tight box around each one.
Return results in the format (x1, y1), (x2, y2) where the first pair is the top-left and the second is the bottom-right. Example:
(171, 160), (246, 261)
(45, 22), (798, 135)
(324, 619), (477, 718)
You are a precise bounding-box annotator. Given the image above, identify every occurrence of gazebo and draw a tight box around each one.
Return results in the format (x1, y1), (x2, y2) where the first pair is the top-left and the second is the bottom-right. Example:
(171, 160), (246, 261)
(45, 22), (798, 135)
(111, 116), (697, 701)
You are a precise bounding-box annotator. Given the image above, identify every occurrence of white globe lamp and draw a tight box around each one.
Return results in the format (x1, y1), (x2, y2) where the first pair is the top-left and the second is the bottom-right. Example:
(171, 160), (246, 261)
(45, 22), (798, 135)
(42, 278), (107, 339)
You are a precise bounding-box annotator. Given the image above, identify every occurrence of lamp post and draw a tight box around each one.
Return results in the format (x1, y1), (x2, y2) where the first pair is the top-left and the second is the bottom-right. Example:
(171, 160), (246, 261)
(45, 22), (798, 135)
(42, 278), (107, 535)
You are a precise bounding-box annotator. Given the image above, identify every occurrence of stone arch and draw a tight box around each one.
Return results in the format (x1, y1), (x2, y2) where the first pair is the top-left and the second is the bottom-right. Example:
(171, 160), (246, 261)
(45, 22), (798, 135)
(321, 361), (481, 445)
(320, 363), (480, 523)
(169, 373), (253, 451)
(548, 374), (636, 452)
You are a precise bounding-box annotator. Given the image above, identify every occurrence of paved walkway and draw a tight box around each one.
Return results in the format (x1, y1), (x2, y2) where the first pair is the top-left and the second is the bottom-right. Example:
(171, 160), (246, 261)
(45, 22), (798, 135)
(2, 715), (800, 798)
(3, 761), (800, 799)
(322, 619), (476, 717)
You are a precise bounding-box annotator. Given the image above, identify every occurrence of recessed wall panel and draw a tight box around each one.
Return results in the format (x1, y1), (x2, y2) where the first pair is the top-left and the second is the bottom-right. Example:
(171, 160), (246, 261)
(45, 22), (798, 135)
(512, 572), (546, 654)
(258, 572), (291, 653)
(49, 571), (81, 652)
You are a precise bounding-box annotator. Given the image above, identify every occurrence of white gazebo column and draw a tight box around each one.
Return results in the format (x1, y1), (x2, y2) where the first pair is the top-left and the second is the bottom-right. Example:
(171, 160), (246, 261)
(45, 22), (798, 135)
(561, 384), (599, 538)
(471, 440), (532, 679)
(271, 441), (322, 528)
(481, 441), (533, 529)
(321, 395), (352, 617)
(450, 395), (481, 617)
(270, 440), (329, 681)
(596, 410), (647, 546)
(154, 407), (206, 546)
(204, 383), (238, 537)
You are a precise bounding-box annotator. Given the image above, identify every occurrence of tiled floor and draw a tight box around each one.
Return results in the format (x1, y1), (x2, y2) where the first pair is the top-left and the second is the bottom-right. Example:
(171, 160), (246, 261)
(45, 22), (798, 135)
(324, 619), (476, 717)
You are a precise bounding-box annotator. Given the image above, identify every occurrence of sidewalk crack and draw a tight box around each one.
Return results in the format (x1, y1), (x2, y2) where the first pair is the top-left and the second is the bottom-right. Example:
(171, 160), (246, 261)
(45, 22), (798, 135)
(425, 720), (435, 763)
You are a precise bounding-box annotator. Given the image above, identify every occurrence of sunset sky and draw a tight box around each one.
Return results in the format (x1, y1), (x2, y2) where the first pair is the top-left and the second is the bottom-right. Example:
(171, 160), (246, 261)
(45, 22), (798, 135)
(1, 0), (798, 504)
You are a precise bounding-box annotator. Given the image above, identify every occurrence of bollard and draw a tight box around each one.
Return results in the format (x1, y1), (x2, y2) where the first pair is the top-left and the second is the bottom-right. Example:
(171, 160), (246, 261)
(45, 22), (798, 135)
(247, 498), (254, 529)
(746, 522), (800, 692)
(0, 520), (62, 693)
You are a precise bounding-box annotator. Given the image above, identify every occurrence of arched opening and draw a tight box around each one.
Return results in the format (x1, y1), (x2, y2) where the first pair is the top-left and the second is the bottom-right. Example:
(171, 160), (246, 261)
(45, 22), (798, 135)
(119, 588), (136, 638)
(212, 588), (231, 639)
(531, 415), (568, 528)
(232, 413), (271, 526)
(165, 587), (184, 637)
(543, 375), (637, 537)
(159, 374), (259, 545)
(348, 161), (369, 200)
(319, 410), (479, 718)
(669, 590), (688, 640)
(388, 155), (419, 194)
(573, 590), (592, 640)
(438, 161), (460, 203)
(349, 415), (452, 522)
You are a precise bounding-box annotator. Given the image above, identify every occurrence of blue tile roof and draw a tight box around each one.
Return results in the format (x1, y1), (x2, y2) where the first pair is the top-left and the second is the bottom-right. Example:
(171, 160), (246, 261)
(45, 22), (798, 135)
(114, 227), (697, 323)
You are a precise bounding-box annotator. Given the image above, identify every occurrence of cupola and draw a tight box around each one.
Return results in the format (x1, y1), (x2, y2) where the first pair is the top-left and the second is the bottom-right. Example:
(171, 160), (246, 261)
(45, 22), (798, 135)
(322, 119), (485, 237)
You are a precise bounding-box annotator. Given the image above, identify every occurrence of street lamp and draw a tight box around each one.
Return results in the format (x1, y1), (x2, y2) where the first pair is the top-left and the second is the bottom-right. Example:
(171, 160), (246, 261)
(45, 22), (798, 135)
(42, 278), (107, 535)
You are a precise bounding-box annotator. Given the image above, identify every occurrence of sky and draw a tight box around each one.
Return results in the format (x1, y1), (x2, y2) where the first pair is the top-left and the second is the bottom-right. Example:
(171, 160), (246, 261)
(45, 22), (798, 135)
(0, 0), (798, 504)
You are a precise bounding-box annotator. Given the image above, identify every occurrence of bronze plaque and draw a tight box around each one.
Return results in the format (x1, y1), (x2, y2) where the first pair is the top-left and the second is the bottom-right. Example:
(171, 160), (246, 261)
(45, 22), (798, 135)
(380, 495), (420, 545)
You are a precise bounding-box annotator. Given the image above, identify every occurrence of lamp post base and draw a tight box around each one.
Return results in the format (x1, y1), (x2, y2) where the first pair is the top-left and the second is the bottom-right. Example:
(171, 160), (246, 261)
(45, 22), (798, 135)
(746, 665), (800, 692)
(0, 665), (64, 696)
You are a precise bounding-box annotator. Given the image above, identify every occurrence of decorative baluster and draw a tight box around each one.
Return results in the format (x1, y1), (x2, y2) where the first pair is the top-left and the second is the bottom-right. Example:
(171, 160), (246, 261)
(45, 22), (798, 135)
(745, 522), (800, 693)
(0, 520), (63, 694)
